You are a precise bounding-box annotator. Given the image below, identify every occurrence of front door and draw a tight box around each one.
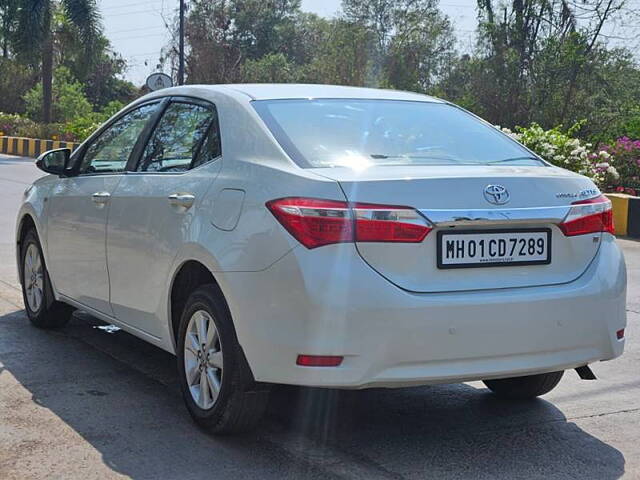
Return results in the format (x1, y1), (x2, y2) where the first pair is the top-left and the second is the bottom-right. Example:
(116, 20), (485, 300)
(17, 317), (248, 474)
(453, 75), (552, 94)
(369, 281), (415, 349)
(106, 99), (222, 336)
(46, 102), (160, 314)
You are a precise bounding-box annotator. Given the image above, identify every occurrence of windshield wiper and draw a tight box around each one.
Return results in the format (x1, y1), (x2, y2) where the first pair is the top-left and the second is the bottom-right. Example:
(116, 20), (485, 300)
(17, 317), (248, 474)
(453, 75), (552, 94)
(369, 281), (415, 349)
(369, 154), (461, 162)
(487, 156), (544, 165)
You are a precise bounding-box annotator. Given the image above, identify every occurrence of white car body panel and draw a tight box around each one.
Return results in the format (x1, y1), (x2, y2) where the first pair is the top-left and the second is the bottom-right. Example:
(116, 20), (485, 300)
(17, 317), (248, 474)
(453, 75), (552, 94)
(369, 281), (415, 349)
(16, 84), (626, 389)
(47, 175), (122, 314)
(105, 160), (222, 338)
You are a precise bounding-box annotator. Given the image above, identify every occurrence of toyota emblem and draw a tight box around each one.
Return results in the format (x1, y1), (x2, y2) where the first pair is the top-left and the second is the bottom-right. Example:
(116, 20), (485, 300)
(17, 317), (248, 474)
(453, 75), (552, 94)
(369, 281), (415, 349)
(483, 184), (510, 205)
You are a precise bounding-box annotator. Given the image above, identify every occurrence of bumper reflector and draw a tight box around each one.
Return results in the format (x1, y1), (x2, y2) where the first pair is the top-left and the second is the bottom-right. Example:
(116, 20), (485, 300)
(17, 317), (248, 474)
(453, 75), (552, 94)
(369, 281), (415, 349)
(616, 328), (625, 340)
(296, 355), (343, 367)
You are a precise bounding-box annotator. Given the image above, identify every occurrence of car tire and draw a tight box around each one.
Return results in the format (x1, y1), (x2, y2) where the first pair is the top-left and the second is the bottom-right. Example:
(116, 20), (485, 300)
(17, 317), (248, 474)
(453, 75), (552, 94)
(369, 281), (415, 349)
(20, 228), (74, 329)
(483, 371), (564, 399)
(176, 284), (270, 434)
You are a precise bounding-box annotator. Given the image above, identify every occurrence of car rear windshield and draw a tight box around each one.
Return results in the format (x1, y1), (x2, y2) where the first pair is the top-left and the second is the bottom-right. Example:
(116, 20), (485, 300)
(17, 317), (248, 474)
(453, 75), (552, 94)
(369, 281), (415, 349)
(252, 99), (542, 168)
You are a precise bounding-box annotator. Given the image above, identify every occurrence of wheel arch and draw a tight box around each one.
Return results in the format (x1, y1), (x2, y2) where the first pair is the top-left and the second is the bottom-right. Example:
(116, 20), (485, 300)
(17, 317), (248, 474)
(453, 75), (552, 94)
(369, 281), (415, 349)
(168, 259), (230, 353)
(16, 212), (40, 284)
(167, 258), (258, 383)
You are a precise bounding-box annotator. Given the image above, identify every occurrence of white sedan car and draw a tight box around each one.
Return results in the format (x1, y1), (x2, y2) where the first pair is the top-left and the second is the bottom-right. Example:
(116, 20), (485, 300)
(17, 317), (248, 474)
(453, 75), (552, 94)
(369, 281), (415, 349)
(16, 84), (626, 433)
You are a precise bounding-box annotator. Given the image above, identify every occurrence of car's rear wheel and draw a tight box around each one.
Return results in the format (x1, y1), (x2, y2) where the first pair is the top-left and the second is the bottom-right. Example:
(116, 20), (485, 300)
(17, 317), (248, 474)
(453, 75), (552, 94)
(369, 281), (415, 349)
(176, 284), (270, 434)
(20, 228), (74, 329)
(483, 371), (564, 399)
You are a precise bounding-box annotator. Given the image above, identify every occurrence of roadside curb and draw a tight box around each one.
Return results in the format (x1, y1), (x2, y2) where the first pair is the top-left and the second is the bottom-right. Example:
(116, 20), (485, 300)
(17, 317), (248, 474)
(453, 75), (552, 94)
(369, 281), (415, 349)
(0, 135), (79, 158)
(605, 193), (640, 238)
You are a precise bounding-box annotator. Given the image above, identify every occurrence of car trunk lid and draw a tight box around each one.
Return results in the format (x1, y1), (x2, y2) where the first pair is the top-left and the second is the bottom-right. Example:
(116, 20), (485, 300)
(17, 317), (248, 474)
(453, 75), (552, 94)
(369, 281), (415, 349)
(310, 165), (604, 293)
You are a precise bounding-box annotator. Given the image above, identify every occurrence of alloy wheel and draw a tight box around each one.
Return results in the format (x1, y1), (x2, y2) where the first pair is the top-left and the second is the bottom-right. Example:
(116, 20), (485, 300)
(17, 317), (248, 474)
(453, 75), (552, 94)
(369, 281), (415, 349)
(184, 309), (223, 410)
(24, 244), (44, 312)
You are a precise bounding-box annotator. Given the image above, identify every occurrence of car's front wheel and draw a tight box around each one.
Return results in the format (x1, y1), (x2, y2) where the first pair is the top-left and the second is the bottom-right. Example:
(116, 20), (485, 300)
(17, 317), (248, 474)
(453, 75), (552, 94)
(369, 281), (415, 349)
(20, 228), (74, 329)
(176, 285), (270, 434)
(483, 371), (564, 399)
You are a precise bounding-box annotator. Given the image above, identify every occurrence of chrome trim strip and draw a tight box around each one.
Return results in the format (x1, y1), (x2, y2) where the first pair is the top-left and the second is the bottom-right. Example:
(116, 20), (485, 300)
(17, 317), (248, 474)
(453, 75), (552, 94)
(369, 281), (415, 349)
(420, 206), (571, 227)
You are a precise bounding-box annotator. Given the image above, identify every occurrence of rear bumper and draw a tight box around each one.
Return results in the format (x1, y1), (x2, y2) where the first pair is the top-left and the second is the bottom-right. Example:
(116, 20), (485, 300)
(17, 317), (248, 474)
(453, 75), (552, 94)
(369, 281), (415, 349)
(222, 234), (626, 388)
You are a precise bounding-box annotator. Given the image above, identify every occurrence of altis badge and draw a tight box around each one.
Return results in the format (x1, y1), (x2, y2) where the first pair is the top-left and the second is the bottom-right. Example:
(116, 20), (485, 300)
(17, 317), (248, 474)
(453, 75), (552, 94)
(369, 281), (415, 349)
(556, 188), (599, 199)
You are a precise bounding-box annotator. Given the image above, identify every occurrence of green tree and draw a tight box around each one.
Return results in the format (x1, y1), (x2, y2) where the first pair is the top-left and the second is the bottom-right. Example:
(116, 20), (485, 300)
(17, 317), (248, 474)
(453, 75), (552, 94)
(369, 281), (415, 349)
(0, 56), (34, 112)
(304, 19), (374, 86)
(23, 65), (92, 123)
(170, 0), (305, 84)
(454, 0), (630, 129)
(15, 0), (100, 123)
(0, 0), (18, 58)
(341, 0), (456, 89)
(55, 15), (136, 108)
(384, 3), (455, 92)
(178, 0), (242, 84)
(241, 52), (302, 83)
(230, 0), (302, 60)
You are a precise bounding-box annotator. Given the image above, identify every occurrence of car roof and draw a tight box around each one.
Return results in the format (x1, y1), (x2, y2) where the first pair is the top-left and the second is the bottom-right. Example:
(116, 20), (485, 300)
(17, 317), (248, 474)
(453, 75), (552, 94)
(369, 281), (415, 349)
(176, 84), (444, 103)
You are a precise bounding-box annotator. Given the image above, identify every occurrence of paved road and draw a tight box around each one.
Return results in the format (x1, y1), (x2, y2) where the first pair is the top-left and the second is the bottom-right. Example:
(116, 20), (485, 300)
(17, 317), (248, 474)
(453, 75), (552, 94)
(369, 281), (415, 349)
(0, 153), (639, 479)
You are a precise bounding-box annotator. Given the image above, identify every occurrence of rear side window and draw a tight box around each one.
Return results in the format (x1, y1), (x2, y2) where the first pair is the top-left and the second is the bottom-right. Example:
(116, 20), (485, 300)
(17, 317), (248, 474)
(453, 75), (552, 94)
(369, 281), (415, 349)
(136, 102), (219, 173)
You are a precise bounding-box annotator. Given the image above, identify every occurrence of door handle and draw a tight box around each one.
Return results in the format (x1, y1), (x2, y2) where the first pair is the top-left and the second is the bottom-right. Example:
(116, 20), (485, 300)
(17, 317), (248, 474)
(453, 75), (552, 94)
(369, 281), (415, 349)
(168, 193), (195, 209)
(92, 192), (111, 204)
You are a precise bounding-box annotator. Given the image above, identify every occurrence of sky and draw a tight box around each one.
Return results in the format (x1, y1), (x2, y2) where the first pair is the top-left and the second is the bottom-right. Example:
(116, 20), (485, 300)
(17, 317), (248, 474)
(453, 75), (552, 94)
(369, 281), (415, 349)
(100, 0), (478, 86)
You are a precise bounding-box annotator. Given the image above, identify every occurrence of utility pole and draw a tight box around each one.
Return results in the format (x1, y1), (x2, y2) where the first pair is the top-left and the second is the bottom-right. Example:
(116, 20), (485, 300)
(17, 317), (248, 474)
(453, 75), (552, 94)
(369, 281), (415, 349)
(178, 0), (185, 85)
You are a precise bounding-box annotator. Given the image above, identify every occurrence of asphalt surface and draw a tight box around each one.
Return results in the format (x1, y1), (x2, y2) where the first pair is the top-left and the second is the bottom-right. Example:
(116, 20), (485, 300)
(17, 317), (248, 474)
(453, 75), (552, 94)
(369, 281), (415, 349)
(0, 153), (639, 479)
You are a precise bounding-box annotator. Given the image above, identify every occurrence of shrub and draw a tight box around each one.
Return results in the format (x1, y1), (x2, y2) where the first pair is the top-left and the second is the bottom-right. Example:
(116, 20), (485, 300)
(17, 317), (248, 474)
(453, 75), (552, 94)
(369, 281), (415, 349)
(0, 112), (38, 137)
(599, 137), (640, 196)
(500, 122), (619, 188)
(62, 100), (124, 142)
(23, 67), (93, 123)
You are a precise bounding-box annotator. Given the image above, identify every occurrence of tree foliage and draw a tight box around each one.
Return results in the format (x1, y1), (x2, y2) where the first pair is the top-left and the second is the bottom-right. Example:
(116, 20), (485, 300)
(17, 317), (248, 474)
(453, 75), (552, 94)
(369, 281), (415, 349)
(440, 0), (640, 140)
(0, 0), (135, 122)
(13, 0), (101, 122)
(166, 0), (455, 91)
(24, 66), (93, 123)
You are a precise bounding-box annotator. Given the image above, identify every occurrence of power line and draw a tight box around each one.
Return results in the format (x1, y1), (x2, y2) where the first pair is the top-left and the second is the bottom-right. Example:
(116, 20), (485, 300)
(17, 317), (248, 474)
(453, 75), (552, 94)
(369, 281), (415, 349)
(107, 25), (166, 35)
(101, 1), (168, 12)
(128, 51), (163, 57)
(112, 32), (168, 41)
(103, 8), (164, 18)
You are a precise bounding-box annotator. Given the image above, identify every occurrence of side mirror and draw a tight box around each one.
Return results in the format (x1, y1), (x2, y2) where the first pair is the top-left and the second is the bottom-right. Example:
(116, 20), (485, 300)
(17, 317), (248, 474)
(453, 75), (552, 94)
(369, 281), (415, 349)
(36, 148), (71, 176)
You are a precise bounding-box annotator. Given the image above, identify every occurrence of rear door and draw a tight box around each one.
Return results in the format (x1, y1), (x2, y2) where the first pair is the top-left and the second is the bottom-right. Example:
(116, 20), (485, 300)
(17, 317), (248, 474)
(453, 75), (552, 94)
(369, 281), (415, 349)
(46, 102), (160, 314)
(106, 97), (222, 337)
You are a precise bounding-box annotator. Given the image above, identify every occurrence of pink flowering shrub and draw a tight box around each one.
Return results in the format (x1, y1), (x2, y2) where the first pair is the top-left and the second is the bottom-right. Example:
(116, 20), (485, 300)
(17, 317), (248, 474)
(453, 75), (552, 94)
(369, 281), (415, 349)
(599, 137), (640, 196)
(0, 113), (38, 137)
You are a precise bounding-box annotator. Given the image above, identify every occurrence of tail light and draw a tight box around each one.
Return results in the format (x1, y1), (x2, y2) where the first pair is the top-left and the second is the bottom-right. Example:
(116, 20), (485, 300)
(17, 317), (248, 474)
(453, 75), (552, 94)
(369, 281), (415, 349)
(266, 197), (432, 249)
(559, 195), (615, 237)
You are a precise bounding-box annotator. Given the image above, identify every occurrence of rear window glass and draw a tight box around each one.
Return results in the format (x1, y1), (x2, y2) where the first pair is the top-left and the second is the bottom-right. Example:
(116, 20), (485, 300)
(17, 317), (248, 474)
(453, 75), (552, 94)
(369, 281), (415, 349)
(253, 99), (541, 168)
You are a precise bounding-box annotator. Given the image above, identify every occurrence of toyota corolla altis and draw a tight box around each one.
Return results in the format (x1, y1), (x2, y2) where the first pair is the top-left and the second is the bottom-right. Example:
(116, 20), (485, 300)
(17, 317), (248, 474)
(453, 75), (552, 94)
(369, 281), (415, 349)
(16, 84), (626, 433)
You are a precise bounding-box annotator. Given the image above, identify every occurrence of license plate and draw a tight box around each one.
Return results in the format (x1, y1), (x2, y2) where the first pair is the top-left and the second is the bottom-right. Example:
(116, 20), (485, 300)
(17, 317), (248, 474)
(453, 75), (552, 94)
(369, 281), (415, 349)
(437, 229), (551, 269)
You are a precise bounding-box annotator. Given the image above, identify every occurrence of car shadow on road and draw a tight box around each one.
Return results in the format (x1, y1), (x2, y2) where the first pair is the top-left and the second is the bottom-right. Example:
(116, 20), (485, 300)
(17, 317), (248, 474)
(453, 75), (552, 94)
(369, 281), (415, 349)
(0, 308), (625, 479)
